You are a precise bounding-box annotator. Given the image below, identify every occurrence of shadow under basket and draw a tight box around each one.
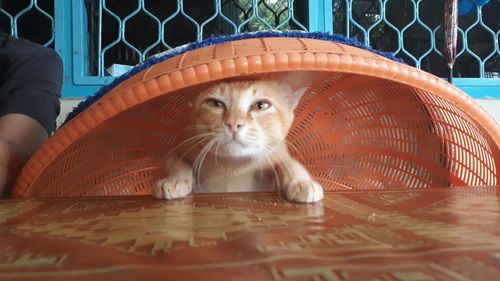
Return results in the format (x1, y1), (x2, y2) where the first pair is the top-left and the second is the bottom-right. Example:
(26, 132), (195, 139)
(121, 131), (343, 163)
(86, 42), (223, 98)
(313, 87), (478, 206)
(12, 36), (500, 198)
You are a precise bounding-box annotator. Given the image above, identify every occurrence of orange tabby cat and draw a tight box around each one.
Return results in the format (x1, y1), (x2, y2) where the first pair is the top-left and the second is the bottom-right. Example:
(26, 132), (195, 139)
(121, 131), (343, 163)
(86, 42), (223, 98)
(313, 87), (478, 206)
(154, 73), (323, 203)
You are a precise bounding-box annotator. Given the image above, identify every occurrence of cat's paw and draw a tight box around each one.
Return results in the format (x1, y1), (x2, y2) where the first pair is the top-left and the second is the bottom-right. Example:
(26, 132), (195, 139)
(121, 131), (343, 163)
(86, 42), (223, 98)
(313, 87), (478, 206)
(284, 180), (323, 203)
(154, 177), (192, 200)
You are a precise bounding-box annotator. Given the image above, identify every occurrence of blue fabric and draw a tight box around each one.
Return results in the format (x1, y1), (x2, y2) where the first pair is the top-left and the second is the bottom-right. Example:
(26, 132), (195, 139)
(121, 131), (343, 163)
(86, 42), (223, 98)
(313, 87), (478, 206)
(458, 0), (490, 15)
(64, 31), (404, 125)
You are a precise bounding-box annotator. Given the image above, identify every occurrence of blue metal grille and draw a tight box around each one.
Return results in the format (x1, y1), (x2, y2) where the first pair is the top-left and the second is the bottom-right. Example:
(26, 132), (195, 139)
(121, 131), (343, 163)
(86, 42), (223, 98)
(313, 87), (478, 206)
(81, 0), (308, 77)
(0, 0), (498, 98)
(0, 0), (55, 47)
(333, 0), (499, 79)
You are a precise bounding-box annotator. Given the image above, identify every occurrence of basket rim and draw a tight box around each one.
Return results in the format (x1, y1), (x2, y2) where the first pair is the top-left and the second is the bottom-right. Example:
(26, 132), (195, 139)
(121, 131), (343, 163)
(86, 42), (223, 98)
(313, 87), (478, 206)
(12, 36), (500, 197)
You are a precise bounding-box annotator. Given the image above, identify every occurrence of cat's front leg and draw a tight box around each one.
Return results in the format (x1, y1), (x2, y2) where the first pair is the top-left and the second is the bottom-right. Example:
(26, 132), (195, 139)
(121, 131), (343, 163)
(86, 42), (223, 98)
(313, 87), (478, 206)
(154, 154), (193, 200)
(277, 158), (323, 203)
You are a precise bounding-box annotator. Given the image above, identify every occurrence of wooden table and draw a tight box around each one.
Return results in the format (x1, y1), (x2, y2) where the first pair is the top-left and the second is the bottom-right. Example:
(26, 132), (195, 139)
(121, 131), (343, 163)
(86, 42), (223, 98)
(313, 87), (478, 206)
(1, 187), (499, 280)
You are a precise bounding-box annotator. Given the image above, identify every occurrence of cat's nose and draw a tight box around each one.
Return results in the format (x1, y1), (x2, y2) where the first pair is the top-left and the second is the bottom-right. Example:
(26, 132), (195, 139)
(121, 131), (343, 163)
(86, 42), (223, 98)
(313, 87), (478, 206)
(225, 122), (245, 133)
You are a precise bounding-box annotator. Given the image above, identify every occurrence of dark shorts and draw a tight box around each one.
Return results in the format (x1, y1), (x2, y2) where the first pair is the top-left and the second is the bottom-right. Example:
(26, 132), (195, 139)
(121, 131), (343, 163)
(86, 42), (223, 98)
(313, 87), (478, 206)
(0, 32), (62, 134)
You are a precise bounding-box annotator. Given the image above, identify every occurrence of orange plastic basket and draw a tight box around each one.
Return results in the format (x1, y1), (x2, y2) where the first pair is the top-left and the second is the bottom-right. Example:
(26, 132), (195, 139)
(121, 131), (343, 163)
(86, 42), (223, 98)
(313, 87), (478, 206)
(12, 35), (500, 198)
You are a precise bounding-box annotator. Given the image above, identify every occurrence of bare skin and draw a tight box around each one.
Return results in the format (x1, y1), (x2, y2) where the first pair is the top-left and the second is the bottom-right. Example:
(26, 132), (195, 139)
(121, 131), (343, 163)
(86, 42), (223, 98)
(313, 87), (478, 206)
(0, 113), (47, 196)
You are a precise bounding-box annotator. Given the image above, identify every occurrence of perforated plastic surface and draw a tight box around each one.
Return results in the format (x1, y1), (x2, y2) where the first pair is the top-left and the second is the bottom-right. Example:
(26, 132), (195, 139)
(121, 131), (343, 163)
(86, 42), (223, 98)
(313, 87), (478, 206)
(12, 37), (500, 197)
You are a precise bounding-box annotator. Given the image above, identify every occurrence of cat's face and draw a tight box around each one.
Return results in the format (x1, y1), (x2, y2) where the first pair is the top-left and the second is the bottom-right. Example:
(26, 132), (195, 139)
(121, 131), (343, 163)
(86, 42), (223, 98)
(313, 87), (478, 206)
(190, 79), (306, 158)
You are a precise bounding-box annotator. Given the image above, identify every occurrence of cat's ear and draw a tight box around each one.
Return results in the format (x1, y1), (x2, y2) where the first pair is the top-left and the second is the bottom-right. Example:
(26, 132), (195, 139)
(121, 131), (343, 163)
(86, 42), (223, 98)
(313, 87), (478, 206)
(285, 86), (307, 110)
(275, 71), (316, 110)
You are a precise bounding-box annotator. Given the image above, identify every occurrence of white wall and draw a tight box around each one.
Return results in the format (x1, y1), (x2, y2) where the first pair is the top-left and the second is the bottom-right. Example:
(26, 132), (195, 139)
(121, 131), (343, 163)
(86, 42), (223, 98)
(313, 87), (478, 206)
(476, 99), (500, 124)
(57, 98), (500, 128)
(57, 99), (83, 127)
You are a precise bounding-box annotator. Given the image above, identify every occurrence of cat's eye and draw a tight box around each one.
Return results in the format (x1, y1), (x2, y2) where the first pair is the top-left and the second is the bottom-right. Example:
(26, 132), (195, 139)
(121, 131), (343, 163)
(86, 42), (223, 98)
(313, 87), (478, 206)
(205, 98), (225, 109)
(252, 100), (272, 111)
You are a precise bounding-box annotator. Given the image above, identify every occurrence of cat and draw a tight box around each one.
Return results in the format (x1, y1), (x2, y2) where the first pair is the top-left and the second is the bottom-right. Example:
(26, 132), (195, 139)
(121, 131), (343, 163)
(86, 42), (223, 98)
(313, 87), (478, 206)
(153, 73), (323, 203)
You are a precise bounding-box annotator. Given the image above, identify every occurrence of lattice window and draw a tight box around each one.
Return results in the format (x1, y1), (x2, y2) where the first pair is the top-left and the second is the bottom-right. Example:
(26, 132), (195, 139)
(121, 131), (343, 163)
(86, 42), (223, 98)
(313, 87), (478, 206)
(0, 0), (498, 97)
(0, 0), (54, 47)
(333, 0), (500, 78)
(85, 0), (308, 76)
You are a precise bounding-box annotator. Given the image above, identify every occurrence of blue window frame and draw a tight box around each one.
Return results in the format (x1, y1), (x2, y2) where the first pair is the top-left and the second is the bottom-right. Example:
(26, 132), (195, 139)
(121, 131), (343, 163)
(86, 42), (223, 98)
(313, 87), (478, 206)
(0, 0), (498, 98)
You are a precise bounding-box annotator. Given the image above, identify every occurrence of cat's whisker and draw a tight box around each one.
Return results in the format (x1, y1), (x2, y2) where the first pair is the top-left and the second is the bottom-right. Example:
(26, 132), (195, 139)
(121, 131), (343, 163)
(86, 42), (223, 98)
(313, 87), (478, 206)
(192, 150), (204, 190)
(262, 147), (282, 193)
(168, 133), (215, 155)
(203, 140), (217, 176)
(213, 139), (221, 167)
(266, 145), (294, 184)
(193, 139), (217, 190)
(265, 135), (304, 162)
(283, 141), (304, 162)
(193, 143), (209, 182)
(182, 125), (215, 132)
(177, 135), (215, 162)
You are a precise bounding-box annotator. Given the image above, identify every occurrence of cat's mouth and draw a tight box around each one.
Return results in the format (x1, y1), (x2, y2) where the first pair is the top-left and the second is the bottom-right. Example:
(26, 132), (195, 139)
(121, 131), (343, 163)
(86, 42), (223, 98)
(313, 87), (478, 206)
(224, 138), (248, 147)
(216, 136), (264, 158)
(220, 133), (250, 147)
